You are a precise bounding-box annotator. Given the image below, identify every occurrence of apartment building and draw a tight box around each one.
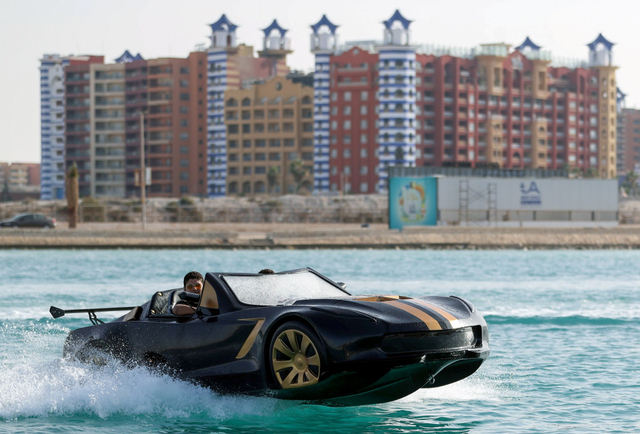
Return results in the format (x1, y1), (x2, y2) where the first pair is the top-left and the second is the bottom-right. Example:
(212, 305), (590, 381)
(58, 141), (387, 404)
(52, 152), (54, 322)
(206, 16), (292, 197)
(616, 108), (640, 175)
(40, 54), (73, 200)
(0, 162), (41, 201)
(311, 11), (619, 194)
(65, 56), (104, 197)
(224, 76), (314, 196)
(61, 51), (209, 198)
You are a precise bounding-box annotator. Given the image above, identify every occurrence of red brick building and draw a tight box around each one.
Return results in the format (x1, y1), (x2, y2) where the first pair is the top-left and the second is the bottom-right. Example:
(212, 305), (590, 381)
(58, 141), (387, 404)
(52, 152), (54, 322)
(616, 108), (640, 175)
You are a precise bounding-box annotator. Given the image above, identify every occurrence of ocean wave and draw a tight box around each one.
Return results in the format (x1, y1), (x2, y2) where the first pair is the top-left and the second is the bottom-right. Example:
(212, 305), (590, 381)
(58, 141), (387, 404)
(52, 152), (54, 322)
(0, 357), (279, 421)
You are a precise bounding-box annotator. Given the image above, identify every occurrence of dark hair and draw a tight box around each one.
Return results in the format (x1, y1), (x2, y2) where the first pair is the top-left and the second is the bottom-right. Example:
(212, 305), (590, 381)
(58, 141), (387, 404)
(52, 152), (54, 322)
(183, 271), (203, 288)
(259, 269), (275, 274)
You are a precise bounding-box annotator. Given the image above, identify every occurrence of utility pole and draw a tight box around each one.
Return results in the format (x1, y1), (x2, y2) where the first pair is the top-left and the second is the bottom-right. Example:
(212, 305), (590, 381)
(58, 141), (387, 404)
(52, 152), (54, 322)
(140, 111), (146, 230)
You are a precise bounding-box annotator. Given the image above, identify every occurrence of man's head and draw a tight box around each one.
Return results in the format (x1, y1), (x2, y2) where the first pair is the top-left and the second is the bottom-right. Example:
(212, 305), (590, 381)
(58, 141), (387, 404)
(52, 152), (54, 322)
(183, 271), (204, 294)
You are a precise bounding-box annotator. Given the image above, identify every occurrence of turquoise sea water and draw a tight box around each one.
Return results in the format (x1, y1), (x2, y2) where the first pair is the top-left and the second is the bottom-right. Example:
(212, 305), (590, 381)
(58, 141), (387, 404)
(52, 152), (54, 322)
(0, 249), (638, 433)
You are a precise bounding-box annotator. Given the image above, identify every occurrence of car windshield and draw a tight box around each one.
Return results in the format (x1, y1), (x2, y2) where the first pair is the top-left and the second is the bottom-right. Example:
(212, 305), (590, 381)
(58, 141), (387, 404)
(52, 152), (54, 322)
(222, 270), (348, 306)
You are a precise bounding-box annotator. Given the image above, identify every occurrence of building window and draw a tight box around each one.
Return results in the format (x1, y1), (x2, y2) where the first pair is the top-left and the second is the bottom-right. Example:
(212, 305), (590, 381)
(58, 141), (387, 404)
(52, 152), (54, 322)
(344, 106), (351, 115)
(344, 120), (351, 130)
(344, 149), (351, 158)
(180, 132), (189, 140)
(360, 148), (367, 158)
(344, 92), (352, 101)
(360, 182), (368, 193)
(361, 91), (368, 101)
(180, 159), (189, 166)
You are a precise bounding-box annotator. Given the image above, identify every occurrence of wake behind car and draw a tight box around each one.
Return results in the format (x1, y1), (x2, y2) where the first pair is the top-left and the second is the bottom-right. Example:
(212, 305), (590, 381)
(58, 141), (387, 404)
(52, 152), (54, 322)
(0, 213), (56, 228)
(51, 268), (489, 406)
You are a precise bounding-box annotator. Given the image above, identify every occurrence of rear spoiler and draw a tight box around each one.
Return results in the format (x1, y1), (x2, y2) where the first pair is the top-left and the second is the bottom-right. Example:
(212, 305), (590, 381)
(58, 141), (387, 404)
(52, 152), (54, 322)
(49, 305), (138, 325)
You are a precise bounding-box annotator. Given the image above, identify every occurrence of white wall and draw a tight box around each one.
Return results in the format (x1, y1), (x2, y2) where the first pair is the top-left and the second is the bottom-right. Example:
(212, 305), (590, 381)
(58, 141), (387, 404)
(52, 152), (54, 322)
(438, 177), (618, 212)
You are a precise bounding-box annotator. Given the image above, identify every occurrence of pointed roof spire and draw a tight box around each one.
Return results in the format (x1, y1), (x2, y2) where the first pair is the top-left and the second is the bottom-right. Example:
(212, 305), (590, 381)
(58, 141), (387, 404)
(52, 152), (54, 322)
(311, 15), (338, 35)
(383, 10), (412, 30)
(587, 33), (614, 50)
(115, 50), (135, 63)
(262, 19), (287, 37)
(515, 37), (541, 51)
(210, 14), (238, 32)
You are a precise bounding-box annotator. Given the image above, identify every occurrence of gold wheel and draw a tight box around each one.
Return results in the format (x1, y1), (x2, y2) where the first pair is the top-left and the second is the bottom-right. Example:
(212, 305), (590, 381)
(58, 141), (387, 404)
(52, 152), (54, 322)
(271, 326), (321, 389)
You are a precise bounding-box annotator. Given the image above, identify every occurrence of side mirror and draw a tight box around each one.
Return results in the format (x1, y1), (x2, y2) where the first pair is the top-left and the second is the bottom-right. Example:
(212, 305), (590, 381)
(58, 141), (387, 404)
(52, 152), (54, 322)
(336, 282), (347, 290)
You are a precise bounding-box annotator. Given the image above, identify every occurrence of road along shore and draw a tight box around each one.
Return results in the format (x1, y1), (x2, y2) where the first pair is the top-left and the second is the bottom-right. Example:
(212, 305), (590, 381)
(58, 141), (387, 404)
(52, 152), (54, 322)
(1, 223), (639, 249)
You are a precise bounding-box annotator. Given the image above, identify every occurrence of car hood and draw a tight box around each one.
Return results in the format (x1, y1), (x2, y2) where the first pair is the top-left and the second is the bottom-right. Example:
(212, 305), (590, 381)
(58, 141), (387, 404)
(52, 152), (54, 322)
(292, 295), (477, 331)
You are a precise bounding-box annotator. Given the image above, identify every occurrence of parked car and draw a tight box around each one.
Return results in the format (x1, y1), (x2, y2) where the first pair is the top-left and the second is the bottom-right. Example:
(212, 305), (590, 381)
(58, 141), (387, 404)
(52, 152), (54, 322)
(51, 268), (489, 406)
(0, 213), (57, 228)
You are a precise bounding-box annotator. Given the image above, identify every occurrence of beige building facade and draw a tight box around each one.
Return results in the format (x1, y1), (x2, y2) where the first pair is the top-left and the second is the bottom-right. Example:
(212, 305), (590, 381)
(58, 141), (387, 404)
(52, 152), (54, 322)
(224, 76), (314, 196)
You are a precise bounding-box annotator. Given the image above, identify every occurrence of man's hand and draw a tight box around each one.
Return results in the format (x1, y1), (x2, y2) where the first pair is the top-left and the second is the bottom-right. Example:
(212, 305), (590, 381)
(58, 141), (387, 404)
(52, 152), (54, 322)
(172, 303), (196, 316)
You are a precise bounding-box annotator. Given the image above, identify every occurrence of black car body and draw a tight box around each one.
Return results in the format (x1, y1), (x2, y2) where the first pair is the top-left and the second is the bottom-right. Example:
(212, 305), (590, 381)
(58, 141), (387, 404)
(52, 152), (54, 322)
(0, 213), (56, 228)
(59, 268), (490, 405)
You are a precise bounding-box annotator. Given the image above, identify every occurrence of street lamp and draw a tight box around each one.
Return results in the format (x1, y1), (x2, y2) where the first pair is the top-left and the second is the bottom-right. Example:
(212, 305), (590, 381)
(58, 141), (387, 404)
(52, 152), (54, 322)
(140, 110), (147, 230)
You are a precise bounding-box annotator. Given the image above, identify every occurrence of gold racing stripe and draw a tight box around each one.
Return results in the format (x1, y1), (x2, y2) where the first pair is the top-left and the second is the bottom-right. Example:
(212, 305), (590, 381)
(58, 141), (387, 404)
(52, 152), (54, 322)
(235, 318), (266, 359)
(412, 299), (461, 329)
(385, 300), (442, 330)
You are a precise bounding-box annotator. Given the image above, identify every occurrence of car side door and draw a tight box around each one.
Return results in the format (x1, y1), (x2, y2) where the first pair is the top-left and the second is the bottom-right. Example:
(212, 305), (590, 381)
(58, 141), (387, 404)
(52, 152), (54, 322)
(18, 215), (33, 228)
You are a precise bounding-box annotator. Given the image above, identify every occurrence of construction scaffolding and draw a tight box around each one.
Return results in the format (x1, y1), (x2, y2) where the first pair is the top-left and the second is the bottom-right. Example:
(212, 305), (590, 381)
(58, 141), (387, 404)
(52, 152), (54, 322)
(458, 180), (498, 226)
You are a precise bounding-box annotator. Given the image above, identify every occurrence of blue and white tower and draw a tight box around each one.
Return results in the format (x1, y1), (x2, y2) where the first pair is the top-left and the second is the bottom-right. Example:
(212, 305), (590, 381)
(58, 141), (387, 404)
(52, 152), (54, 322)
(39, 54), (70, 200)
(310, 15), (338, 193)
(588, 33), (614, 67)
(377, 10), (417, 193)
(207, 14), (238, 197)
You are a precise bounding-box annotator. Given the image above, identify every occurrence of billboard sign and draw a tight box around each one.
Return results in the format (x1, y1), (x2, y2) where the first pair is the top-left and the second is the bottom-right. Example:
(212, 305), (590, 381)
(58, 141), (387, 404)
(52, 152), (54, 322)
(389, 177), (437, 230)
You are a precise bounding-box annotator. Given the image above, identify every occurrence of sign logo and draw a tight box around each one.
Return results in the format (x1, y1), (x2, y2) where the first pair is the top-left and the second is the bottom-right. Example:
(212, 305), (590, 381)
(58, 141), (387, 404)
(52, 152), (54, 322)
(520, 181), (541, 206)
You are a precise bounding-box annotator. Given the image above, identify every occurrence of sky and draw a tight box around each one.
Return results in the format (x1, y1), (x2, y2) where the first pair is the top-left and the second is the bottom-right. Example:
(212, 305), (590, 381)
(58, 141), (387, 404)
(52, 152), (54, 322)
(1, 0), (639, 164)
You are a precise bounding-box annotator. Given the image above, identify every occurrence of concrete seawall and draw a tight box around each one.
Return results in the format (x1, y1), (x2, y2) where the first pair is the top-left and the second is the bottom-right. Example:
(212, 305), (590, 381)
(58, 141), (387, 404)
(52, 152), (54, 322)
(1, 223), (639, 249)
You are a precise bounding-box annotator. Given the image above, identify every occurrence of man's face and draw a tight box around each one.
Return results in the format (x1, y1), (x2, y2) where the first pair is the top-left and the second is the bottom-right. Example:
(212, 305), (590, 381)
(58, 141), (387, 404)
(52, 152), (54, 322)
(185, 278), (203, 295)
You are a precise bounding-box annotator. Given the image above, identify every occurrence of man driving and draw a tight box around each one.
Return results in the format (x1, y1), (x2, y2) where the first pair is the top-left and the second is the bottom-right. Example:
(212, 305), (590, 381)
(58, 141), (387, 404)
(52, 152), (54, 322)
(172, 271), (203, 316)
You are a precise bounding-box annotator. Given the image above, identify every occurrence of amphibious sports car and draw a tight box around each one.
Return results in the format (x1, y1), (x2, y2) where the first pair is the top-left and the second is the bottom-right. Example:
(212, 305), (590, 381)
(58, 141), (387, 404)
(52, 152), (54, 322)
(52, 268), (489, 406)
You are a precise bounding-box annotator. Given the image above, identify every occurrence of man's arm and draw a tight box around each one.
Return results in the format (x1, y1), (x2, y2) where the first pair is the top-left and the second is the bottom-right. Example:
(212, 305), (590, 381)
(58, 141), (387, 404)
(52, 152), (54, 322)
(172, 302), (196, 316)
